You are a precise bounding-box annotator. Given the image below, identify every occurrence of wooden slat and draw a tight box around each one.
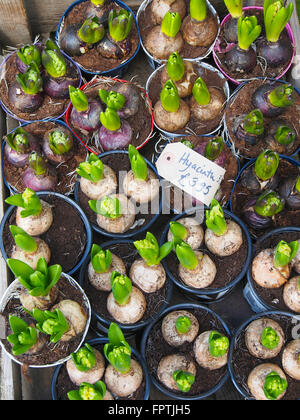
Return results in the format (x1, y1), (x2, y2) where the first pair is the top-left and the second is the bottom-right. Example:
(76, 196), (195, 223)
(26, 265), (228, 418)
(0, 100), (22, 401)
(0, 0), (32, 46)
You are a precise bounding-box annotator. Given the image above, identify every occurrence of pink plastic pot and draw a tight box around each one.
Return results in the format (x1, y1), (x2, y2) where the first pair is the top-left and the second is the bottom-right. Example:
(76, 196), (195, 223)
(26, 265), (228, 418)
(212, 6), (296, 85)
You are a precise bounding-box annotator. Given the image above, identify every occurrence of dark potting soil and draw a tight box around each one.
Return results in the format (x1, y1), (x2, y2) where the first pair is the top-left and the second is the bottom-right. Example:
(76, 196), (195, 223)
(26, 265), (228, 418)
(1, 276), (89, 366)
(2, 194), (87, 273)
(214, 9), (294, 84)
(166, 136), (238, 210)
(0, 52), (78, 121)
(60, 1), (140, 73)
(77, 152), (160, 235)
(231, 313), (300, 400)
(163, 214), (249, 291)
(82, 242), (170, 326)
(3, 121), (87, 195)
(148, 63), (227, 136)
(225, 79), (300, 158)
(145, 307), (229, 397)
(231, 159), (300, 238)
(139, 0), (218, 61)
(55, 342), (146, 400)
(250, 231), (300, 313)
(68, 79), (153, 153)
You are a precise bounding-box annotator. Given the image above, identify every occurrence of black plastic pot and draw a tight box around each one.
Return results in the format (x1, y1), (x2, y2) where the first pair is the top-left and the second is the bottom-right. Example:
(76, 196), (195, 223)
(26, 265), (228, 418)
(0, 191), (92, 276)
(160, 207), (252, 303)
(140, 303), (231, 400)
(74, 150), (163, 239)
(228, 310), (300, 400)
(79, 239), (173, 337)
(51, 337), (150, 400)
(245, 226), (300, 313)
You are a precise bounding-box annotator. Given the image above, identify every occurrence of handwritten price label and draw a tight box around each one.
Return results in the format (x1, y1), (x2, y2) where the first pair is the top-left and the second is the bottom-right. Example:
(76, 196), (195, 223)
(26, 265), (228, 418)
(156, 143), (226, 206)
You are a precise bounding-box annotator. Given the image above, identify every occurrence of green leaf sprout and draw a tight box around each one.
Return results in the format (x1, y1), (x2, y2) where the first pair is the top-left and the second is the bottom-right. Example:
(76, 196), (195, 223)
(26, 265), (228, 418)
(224, 0), (243, 19)
(268, 84), (294, 108)
(69, 86), (89, 112)
(261, 327), (280, 350)
(89, 196), (122, 219)
(208, 331), (230, 358)
(5, 188), (42, 218)
(190, 0), (207, 21)
(108, 9), (133, 42)
(264, 0), (294, 43)
(68, 381), (106, 400)
(110, 271), (132, 306)
(16, 62), (43, 95)
(243, 109), (264, 136)
(205, 137), (224, 161)
(29, 152), (47, 176)
(160, 80), (180, 113)
(172, 370), (195, 393)
(237, 16), (262, 50)
(71, 343), (97, 372)
(100, 108), (121, 131)
(166, 52), (185, 82)
(275, 125), (296, 146)
(264, 371), (288, 400)
(31, 308), (70, 343)
(170, 221), (188, 246)
(7, 257), (61, 298)
(9, 225), (38, 254)
(134, 232), (173, 266)
(273, 240), (299, 268)
(5, 128), (30, 154)
(76, 154), (104, 182)
(78, 17), (105, 44)
(7, 316), (38, 356)
(161, 12), (182, 38)
(205, 199), (228, 237)
(17, 44), (41, 68)
(48, 129), (73, 155)
(99, 89), (126, 111)
(255, 190), (285, 217)
(254, 150), (279, 181)
(128, 145), (148, 181)
(176, 316), (192, 334)
(42, 39), (67, 78)
(91, 244), (112, 274)
(192, 77), (211, 106)
(175, 241), (199, 270)
(104, 323), (132, 374)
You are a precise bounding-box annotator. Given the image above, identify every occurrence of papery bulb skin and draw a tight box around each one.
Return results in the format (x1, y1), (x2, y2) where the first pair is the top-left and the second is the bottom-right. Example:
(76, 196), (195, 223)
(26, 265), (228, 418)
(257, 38), (293, 68)
(70, 100), (103, 133)
(225, 46), (257, 73)
(8, 82), (44, 113)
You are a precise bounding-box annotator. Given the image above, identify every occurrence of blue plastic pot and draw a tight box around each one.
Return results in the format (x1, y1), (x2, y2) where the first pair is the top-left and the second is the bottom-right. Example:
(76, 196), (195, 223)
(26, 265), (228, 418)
(79, 239), (173, 336)
(2, 119), (86, 196)
(245, 226), (300, 313)
(146, 61), (230, 139)
(137, 0), (220, 70)
(74, 150), (163, 239)
(228, 310), (300, 400)
(160, 207), (252, 303)
(0, 46), (82, 124)
(229, 155), (300, 239)
(0, 191), (92, 276)
(140, 303), (231, 400)
(51, 337), (150, 400)
(224, 78), (300, 160)
(56, 0), (141, 77)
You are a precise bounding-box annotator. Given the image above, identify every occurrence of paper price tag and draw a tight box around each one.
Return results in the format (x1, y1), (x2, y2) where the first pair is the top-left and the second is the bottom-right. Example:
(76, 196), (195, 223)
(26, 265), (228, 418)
(156, 143), (226, 206)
